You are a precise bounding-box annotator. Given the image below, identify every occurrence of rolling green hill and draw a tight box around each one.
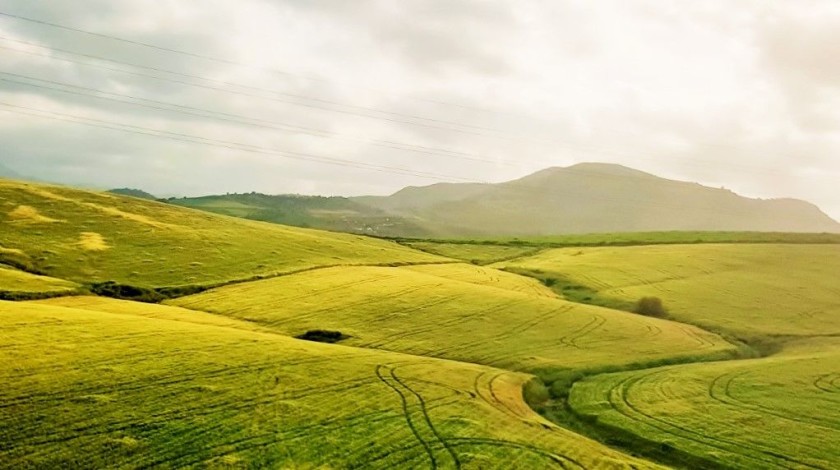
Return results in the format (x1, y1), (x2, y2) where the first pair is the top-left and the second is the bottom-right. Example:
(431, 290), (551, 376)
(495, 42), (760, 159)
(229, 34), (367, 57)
(0, 298), (661, 469)
(0, 179), (444, 289)
(171, 263), (736, 372)
(497, 243), (840, 338)
(3, 176), (838, 469)
(169, 192), (432, 237)
(569, 337), (840, 469)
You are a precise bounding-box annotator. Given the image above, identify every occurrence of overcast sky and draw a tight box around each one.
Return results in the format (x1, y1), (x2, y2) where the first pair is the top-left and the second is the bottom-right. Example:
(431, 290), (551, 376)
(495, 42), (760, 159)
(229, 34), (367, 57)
(1, 0), (838, 219)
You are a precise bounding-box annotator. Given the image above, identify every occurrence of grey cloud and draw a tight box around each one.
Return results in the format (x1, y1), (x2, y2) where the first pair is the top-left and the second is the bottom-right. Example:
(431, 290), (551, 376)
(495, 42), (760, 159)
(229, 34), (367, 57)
(0, 0), (838, 221)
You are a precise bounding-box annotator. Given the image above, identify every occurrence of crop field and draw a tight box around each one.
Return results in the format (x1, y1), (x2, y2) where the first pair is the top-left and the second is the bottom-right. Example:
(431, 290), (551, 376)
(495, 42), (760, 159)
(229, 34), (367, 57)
(0, 299), (661, 469)
(0, 266), (79, 296)
(569, 337), (840, 469)
(0, 180), (444, 288)
(498, 243), (840, 337)
(171, 264), (736, 371)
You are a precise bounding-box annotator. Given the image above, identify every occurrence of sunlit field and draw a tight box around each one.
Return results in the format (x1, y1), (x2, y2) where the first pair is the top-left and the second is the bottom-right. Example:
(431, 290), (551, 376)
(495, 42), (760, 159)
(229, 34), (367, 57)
(0, 299), (659, 469)
(498, 243), (840, 337)
(569, 337), (840, 469)
(171, 263), (735, 372)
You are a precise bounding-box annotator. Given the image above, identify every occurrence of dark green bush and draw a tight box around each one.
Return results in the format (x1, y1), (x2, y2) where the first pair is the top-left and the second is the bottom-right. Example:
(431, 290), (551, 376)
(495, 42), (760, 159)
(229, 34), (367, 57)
(634, 296), (669, 318)
(295, 330), (350, 343)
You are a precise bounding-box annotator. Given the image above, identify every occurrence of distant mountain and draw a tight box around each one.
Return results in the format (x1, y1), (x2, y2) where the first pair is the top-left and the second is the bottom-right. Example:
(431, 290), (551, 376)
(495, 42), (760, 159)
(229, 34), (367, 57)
(107, 188), (158, 200)
(353, 163), (840, 236)
(169, 193), (433, 237)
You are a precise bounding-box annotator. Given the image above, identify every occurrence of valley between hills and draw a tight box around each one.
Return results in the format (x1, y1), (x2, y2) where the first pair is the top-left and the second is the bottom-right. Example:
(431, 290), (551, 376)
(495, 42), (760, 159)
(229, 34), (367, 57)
(1, 175), (839, 469)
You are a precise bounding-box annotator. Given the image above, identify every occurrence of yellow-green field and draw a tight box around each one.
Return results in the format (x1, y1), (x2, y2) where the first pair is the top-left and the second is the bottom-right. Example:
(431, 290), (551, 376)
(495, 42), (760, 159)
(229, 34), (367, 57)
(569, 337), (840, 469)
(3, 179), (839, 469)
(498, 244), (840, 337)
(0, 299), (660, 469)
(0, 266), (79, 296)
(0, 180), (443, 288)
(171, 263), (736, 371)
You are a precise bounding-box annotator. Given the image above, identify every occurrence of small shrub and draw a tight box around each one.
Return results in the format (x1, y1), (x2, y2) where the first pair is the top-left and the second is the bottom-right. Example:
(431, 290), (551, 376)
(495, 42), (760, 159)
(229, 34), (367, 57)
(295, 330), (350, 344)
(523, 378), (550, 408)
(542, 277), (558, 287)
(634, 296), (669, 318)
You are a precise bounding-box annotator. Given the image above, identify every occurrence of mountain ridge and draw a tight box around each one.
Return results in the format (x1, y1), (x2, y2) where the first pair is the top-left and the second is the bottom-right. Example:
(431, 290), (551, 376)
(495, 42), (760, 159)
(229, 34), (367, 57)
(169, 163), (839, 236)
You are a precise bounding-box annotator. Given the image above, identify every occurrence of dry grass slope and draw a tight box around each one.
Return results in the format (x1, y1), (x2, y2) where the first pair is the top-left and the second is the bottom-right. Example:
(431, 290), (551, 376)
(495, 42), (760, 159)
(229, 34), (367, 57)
(0, 299), (661, 469)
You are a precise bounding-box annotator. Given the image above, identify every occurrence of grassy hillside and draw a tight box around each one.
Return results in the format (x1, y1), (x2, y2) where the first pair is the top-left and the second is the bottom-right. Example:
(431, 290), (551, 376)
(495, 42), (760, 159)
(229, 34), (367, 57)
(0, 179), (444, 289)
(0, 299), (660, 469)
(0, 266), (79, 299)
(171, 264), (736, 372)
(498, 244), (840, 337)
(569, 337), (840, 469)
(170, 192), (432, 237)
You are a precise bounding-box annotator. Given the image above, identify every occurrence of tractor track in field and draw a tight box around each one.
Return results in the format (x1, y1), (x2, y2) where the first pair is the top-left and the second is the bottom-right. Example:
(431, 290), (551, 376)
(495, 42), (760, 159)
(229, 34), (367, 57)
(389, 366), (462, 469)
(375, 364), (438, 469)
(605, 370), (825, 469)
(709, 370), (840, 431)
(0, 353), (364, 409)
(473, 371), (520, 420)
(558, 314), (606, 349)
(813, 373), (840, 393)
(363, 298), (522, 350)
(441, 305), (573, 357)
(154, 397), (462, 470)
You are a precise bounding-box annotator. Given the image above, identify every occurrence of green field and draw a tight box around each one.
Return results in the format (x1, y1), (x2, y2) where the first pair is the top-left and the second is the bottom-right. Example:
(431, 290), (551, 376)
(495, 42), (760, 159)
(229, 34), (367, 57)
(569, 337), (840, 469)
(0, 266), (79, 298)
(2, 179), (839, 468)
(171, 263), (736, 372)
(498, 243), (840, 337)
(0, 180), (443, 289)
(0, 299), (659, 469)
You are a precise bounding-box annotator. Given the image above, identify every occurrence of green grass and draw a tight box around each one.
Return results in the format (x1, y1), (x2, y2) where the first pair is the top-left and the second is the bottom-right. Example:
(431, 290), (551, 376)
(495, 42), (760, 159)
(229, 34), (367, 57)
(497, 244), (840, 337)
(568, 337), (840, 469)
(0, 266), (79, 295)
(171, 263), (736, 372)
(0, 180), (444, 289)
(0, 298), (661, 469)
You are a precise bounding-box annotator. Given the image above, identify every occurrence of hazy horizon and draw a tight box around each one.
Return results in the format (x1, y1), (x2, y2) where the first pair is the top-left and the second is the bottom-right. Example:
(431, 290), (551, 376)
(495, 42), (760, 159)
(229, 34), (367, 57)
(1, 1), (838, 219)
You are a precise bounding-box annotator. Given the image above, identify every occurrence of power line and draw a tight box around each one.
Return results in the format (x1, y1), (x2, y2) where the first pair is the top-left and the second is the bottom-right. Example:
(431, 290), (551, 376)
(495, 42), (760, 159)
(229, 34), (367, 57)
(0, 101), (476, 182)
(0, 38), (798, 178)
(0, 15), (518, 137)
(0, 40), (512, 142)
(0, 71), (513, 167)
(0, 10), (544, 120)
